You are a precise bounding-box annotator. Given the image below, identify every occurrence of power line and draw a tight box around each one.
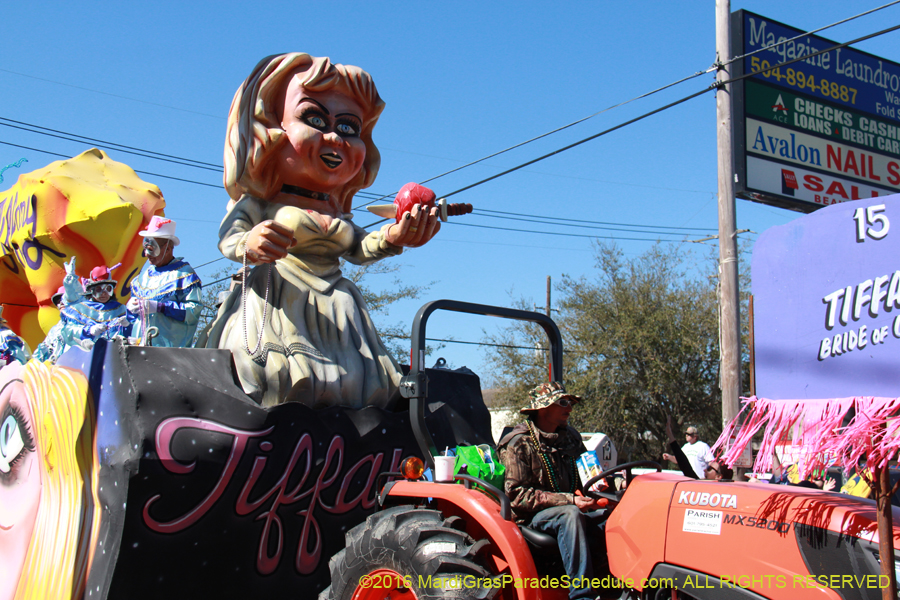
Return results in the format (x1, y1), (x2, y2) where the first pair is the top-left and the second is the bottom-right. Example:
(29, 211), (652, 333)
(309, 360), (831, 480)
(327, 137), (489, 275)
(380, 333), (574, 353)
(0, 117), (222, 171)
(446, 221), (690, 243)
(0, 140), (221, 188)
(0, 68), (223, 119)
(474, 208), (715, 233)
(441, 86), (716, 200)
(469, 213), (713, 237)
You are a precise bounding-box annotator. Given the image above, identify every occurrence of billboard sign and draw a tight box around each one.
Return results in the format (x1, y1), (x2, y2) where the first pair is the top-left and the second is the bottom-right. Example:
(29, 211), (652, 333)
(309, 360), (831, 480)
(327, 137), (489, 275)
(732, 10), (900, 212)
(753, 192), (900, 399)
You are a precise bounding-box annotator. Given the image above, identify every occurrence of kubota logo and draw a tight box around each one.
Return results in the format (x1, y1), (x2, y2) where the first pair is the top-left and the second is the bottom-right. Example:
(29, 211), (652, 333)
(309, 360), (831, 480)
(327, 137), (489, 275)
(677, 490), (738, 509)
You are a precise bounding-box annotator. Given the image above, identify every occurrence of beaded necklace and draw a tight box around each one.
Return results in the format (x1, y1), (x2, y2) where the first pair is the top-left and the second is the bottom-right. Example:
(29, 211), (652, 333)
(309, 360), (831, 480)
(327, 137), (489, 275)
(528, 422), (578, 493)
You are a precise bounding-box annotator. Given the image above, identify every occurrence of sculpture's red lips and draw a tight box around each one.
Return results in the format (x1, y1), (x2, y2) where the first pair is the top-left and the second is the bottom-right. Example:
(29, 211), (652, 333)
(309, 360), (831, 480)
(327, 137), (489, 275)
(320, 153), (342, 169)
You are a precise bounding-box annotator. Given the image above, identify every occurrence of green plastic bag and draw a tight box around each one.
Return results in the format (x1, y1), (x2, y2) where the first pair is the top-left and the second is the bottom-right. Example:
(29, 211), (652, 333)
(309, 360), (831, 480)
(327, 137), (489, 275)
(454, 444), (505, 491)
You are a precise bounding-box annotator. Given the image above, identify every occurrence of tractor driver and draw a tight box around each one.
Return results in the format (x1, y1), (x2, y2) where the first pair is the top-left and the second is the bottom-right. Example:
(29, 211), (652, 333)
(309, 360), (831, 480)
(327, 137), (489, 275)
(498, 382), (609, 600)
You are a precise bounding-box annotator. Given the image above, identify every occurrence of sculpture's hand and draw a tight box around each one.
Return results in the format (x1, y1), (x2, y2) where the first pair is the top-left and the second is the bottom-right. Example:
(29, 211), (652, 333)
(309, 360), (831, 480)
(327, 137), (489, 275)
(245, 220), (296, 263)
(386, 204), (441, 248)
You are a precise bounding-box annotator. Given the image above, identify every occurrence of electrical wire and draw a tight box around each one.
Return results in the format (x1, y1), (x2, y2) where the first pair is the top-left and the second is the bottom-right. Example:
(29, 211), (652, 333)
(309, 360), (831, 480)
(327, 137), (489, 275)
(0, 68), (223, 119)
(440, 86), (716, 201)
(447, 221), (691, 243)
(474, 208), (716, 232)
(351, 69), (717, 212)
(470, 213), (714, 237)
(0, 140), (221, 188)
(0, 117), (222, 171)
(379, 333), (574, 353)
(414, 20), (900, 206)
(1, 133), (719, 242)
(192, 256), (227, 269)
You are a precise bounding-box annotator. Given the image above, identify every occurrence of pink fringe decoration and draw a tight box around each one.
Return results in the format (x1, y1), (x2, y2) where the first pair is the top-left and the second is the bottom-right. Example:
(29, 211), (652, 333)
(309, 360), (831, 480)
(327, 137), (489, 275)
(712, 396), (900, 479)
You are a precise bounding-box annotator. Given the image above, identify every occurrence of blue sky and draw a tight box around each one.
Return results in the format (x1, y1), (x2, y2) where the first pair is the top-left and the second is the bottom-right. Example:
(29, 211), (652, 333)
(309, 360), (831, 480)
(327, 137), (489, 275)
(2, 1), (899, 379)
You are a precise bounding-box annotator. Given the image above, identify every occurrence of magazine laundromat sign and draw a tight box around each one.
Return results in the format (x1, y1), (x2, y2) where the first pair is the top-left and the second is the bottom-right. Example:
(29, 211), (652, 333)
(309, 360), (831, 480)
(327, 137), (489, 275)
(753, 193), (900, 398)
(732, 10), (900, 212)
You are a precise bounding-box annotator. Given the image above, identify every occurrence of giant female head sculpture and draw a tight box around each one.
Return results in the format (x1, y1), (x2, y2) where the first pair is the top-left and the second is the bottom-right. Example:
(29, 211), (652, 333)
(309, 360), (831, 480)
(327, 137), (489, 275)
(223, 53), (385, 212)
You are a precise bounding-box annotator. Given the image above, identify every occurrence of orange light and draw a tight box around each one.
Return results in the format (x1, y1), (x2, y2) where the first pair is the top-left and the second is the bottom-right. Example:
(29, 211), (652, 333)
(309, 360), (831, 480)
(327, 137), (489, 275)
(400, 456), (425, 480)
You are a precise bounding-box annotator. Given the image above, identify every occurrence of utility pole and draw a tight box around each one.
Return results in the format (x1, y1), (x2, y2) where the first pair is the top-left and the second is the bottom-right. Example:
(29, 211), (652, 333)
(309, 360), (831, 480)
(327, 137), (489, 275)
(535, 276), (555, 316)
(716, 0), (742, 429)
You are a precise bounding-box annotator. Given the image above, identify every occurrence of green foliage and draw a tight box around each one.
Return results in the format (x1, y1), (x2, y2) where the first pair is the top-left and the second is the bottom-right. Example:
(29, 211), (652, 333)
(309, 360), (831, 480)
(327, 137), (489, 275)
(484, 242), (750, 462)
(342, 260), (437, 363)
(193, 266), (234, 347)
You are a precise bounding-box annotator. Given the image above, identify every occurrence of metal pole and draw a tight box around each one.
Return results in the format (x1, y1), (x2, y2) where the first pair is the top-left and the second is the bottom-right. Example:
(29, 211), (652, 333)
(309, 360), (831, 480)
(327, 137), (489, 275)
(716, 0), (742, 429)
(546, 276), (551, 317)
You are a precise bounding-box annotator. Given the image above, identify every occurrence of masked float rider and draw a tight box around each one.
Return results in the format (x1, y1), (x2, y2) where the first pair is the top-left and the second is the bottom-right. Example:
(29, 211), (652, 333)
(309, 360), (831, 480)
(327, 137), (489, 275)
(498, 382), (611, 600)
(60, 262), (132, 351)
(0, 306), (31, 365)
(127, 216), (202, 347)
(32, 286), (70, 363)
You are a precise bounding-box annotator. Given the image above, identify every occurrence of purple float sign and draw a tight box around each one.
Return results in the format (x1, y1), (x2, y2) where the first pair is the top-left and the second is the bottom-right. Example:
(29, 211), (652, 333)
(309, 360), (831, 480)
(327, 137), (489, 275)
(754, 193), (900, 399)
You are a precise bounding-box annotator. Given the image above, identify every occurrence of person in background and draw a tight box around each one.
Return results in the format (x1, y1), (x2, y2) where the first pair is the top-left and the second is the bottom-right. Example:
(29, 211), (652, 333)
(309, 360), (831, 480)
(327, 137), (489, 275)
(680, 425), (715, 479)
(60, 262), (132, 351)
(127, 216), (202, 347)
(768, 452), (836, 490)
(498, 382), (609, 600)
(0, 306), (30, 365)
(32, 286), (69, 362)
(662, 415), (733, 481)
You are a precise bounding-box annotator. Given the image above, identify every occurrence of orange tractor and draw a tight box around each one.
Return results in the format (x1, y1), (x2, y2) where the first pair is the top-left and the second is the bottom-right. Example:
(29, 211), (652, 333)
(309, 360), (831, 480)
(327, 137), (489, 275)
(320, 300), (900, 600)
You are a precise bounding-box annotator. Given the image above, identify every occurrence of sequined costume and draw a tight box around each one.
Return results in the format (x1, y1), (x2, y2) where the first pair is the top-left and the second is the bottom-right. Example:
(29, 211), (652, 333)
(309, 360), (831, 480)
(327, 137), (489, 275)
(32, 318), (66, 362)
(0, 326), (30, 365)
(129, 259), (202, 347)
(60, 299), (132, 349)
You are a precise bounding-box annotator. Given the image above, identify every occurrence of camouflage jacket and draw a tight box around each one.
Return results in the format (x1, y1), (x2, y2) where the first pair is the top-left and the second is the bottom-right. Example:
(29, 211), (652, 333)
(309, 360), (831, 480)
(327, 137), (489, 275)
(498, 421), (586, 524)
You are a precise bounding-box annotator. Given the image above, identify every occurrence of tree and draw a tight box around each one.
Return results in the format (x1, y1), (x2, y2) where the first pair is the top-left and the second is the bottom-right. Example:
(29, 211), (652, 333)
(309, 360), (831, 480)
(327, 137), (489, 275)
(342, 260), (435, 363)
(484, 241), (750, 462)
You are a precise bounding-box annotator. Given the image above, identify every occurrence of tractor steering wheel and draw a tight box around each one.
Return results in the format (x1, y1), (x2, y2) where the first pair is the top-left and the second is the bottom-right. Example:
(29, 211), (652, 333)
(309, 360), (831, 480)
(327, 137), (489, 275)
(583, 460), (662, 502)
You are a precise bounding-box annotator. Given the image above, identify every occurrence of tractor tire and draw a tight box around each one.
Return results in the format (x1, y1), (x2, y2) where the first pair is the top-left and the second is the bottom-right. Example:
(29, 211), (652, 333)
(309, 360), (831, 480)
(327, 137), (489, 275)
(319, 505), (499, 600)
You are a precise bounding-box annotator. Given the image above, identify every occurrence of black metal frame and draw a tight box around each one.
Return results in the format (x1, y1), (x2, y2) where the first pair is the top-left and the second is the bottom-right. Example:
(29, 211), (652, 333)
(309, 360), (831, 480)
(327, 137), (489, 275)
(398, 299), (564, 471)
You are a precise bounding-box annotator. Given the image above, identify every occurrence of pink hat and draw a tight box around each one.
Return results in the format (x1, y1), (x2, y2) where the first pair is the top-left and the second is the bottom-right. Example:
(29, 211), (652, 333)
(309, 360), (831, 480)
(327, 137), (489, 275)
(51, 286), (66, 306)
(139, 216), (180, 246)
(84, 263), (121, 291)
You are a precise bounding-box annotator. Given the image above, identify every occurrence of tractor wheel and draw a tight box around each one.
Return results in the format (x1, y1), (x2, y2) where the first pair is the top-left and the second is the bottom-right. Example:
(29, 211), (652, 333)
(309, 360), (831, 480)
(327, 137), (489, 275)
(319, 505), (498, 600)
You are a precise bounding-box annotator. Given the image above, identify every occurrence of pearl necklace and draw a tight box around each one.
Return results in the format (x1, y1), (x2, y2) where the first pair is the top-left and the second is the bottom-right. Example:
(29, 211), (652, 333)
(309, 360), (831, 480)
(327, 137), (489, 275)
(528, 422), (577, 493)
(241, 239), (271, 358)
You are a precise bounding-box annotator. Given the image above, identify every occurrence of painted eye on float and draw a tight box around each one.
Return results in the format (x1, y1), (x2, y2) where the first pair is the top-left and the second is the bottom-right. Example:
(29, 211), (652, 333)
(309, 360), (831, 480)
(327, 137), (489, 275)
(335, 122), (359, 136)
(0, 408), (33, 475)
(305, 114), (327, 129)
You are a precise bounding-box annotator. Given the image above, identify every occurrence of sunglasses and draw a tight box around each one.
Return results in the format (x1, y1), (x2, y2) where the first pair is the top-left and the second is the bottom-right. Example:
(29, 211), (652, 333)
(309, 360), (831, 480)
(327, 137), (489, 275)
(706, 465), (720, 475)
(555, 397), (578, 408)
(90, 283), (115, 296)
(686, 432), (697, 437)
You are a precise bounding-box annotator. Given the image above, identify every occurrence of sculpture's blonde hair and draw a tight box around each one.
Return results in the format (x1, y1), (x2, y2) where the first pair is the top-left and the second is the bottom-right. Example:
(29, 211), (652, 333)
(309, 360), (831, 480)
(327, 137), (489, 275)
(14, 361), (99, 600)
(224, 53), (385, 212)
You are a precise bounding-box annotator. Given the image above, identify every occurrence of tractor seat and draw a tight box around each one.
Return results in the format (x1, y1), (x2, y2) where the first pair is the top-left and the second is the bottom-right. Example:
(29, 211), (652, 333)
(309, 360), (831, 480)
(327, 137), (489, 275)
(519, 525), (559, 550)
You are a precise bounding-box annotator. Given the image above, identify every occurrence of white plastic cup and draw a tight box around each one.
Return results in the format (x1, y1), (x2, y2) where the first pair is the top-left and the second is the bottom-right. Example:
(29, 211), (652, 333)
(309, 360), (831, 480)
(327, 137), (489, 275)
(434, 456), (456, 482)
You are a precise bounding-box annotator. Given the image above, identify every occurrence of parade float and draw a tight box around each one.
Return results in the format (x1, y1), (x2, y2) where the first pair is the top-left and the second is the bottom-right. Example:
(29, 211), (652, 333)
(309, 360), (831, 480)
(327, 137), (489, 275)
(4, 51), (900, 600)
